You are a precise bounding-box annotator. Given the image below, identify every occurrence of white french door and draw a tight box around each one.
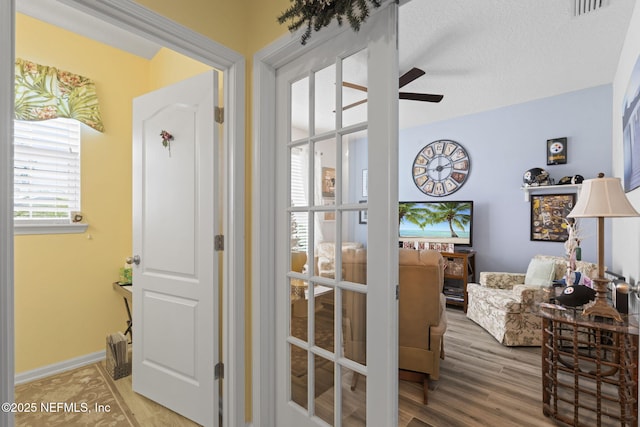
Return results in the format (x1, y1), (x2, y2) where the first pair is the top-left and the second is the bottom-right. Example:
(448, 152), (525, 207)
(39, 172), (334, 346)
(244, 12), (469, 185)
(132, 71), (219, 427)
(274, 4), (399, 426)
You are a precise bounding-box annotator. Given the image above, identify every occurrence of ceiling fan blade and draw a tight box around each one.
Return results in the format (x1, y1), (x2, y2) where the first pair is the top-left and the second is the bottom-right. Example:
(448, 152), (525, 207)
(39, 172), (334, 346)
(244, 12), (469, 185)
(399, 92), (444, 103)
(343, 81), (368, 92)
(342, 98), (368, 111)
(399, 67), (425, 88)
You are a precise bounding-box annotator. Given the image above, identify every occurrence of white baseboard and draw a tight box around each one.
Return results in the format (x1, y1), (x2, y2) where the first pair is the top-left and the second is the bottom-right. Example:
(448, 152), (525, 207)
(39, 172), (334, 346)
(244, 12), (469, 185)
(15, 350), (106, 385)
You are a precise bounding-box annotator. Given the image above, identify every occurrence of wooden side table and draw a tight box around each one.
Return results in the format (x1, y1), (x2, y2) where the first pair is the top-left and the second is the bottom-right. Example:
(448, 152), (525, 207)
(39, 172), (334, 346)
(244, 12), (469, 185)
(539, 304), (639, 426)
(112, 282), (132, 341)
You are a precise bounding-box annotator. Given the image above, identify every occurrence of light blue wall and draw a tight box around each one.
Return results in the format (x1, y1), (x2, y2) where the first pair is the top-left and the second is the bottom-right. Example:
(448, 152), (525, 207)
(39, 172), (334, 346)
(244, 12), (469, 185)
(349, 135), (368, 245)
(399, 85), (613, 275)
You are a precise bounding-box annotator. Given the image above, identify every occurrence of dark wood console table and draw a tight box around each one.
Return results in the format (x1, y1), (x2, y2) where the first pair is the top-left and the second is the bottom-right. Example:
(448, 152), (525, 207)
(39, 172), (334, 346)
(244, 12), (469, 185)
(112, 282), (132, 341)
(441, 251), (475, 312)
(539, 304), (638, 426)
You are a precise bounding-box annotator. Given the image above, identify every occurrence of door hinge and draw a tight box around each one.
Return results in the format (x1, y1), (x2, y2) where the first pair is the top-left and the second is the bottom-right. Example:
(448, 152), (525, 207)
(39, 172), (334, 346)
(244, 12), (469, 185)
(215, 107), (224, 124)
(396, 284), (399, 300)
(215, 362), (224, 380)
(215, 234), (224, 251)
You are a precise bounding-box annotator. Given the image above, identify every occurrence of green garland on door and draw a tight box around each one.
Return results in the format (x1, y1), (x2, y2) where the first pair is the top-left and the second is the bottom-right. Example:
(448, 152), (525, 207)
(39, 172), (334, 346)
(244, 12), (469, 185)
(277, 0), (382, 45)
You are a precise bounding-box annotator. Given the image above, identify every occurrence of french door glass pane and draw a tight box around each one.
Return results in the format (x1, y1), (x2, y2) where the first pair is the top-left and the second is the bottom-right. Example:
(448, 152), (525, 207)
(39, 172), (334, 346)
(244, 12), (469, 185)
(342, 374), (366, 426)
(315, 138), (337, 207)
(291, 77), (310, 139)
(290, 278), (308, 340)
(314, 211), (333, 278)
(341, 209), (367, 367)
(290, 144), (310, 208)
(314, 286), (334, 354)
(342, 287), (367, 367)
(342, 49), (368, 128)
(342, 130), (368, 205)
(314, 64), (336, 135)
(314, 354), (335, 425)
(290, 344), (308, 409)
(287, 45), (375, 425)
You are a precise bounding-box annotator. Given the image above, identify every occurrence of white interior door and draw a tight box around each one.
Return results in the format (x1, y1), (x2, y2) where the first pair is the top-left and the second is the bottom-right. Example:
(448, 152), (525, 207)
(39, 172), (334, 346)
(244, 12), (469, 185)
(132, 70), (219, 427)
(274, 4), (399, 426)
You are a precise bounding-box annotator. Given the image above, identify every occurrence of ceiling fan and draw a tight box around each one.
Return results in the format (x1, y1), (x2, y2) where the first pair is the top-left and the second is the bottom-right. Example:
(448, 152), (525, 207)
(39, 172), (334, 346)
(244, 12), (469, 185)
(342, 67), (444, 111)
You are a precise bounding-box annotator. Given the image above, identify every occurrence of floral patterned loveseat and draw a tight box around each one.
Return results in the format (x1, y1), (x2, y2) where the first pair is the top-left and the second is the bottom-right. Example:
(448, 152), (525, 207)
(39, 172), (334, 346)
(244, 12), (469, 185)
(466, 255), (598, 346)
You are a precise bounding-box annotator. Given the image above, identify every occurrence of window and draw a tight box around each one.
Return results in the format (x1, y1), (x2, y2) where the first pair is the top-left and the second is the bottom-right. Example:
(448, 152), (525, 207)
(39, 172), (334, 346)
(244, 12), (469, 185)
(14, 118), (86, 234)
(290, 146), (308, 251)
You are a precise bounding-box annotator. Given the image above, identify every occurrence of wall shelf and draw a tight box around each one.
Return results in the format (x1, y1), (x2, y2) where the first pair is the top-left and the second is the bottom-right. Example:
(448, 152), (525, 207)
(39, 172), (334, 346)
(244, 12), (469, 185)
(521, 184), (581, 202)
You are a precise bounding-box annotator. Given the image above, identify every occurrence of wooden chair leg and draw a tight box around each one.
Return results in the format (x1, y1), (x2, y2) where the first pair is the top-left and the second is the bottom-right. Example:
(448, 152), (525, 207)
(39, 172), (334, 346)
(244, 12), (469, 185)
(399, 369), (429, 405)
(422, 376), (429, 405)
(350, 371), (360, 391)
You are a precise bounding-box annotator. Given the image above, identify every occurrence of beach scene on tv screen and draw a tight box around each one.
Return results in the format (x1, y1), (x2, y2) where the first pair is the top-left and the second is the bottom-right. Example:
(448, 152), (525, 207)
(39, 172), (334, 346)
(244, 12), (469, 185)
(399, 202), (472, 244)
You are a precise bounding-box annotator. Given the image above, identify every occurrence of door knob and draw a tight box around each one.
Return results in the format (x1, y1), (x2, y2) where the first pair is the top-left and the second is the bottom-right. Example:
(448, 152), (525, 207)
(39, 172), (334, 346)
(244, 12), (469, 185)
(126, 255), (141, 266)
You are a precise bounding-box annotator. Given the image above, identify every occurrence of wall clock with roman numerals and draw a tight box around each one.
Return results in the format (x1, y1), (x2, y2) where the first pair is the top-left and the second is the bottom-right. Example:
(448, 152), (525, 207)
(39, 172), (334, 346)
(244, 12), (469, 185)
(412, 139), (470, 197)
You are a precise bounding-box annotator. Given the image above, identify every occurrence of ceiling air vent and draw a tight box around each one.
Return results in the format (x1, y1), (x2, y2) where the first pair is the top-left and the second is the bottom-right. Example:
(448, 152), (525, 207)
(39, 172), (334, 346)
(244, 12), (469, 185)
(573, 0), (609, 16)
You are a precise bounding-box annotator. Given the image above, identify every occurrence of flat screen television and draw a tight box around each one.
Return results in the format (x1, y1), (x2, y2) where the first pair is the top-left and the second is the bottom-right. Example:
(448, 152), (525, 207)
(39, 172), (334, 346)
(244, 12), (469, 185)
(399, 200), (473, 247)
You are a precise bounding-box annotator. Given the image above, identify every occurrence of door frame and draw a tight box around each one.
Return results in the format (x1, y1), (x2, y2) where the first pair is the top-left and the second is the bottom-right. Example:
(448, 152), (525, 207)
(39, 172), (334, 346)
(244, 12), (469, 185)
(0, 2), (16, 426)
(252, 28), (337, 427)
(1, 1), (246, 426)
(252, 5), (400, 425)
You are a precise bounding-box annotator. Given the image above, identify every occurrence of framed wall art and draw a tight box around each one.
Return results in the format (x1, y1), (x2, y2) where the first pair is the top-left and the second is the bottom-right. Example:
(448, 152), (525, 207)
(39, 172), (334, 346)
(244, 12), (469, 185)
(530, 193), (576, 242)
(322, 167), (336, 197)
(547, 137), (567, 165)
(623, 53), (640, 192)
(359, 200), (367, 224)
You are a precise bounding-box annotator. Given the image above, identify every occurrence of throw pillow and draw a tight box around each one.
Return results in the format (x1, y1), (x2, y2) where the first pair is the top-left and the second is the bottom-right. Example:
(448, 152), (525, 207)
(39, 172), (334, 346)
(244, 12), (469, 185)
(524, 258), (556, 286)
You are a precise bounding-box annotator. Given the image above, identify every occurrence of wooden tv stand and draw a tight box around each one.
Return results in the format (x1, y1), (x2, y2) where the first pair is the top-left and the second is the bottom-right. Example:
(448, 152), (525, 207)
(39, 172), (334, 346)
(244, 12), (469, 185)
(441, 251), (475, 312)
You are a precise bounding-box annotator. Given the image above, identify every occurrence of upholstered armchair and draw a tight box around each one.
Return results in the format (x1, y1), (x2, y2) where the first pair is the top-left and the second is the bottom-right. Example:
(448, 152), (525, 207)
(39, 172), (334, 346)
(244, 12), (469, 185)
(342, 247), (367, 378)
(342, 248), (446, 404)
(466, 255), (598, 346)
(398, 249), (447, 404)
(290, 251), (308, 317)
(316, 241), (364, 278)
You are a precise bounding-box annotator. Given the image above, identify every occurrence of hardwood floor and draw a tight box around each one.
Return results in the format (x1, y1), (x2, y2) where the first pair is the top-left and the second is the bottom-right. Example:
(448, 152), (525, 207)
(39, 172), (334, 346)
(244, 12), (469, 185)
(106, 370), (201, 427)
(294, 302), (560, 426)
(21, 306), (627, 426)
(399, 307), (557, 427)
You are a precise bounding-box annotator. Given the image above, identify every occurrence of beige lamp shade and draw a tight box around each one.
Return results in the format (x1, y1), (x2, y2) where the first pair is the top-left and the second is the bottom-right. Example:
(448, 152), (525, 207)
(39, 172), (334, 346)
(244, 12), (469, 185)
(568, 176), (639, 218)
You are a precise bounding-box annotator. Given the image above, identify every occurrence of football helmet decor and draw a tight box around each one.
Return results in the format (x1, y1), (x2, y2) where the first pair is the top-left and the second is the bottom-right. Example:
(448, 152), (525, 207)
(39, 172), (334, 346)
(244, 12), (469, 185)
(523, 168), (551, 186)
(558, 175), (584, 185)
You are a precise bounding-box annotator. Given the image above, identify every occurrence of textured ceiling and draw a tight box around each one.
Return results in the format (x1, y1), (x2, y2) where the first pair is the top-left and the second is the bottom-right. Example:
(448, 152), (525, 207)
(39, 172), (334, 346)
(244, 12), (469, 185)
(398, 0), (636, 129)
(17, 0), (637, 131)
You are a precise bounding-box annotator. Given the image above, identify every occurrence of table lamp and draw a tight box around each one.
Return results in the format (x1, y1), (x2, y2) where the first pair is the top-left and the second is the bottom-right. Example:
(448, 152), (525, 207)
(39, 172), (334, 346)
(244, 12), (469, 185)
(567, 173), (639, 321)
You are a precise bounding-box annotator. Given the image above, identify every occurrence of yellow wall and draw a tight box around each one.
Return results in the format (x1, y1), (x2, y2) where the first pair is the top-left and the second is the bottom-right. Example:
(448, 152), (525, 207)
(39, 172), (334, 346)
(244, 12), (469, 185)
(14, 15), (216, 375)
(134, 2), (292, 419)
(14, 14), (149, 372)
(17, 0), (299, 421)
(134, 0), (250, 56)
(89, 0), (291, 420)
(148, 47), (213, 89)
(246, 0), (292, 54)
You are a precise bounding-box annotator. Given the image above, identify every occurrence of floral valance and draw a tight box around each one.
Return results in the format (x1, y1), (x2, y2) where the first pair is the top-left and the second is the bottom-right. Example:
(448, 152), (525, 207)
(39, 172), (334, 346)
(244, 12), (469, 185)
(15, 58), (104, 132)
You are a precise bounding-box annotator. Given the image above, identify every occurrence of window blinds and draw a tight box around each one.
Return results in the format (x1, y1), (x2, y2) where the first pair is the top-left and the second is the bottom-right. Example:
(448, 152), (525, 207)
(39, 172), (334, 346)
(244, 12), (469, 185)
(290, 146), (309, 251)
(14, 118), (81, 221)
